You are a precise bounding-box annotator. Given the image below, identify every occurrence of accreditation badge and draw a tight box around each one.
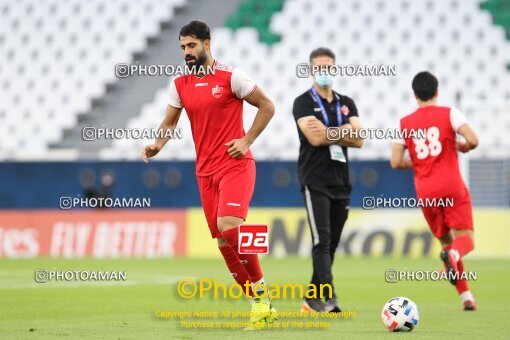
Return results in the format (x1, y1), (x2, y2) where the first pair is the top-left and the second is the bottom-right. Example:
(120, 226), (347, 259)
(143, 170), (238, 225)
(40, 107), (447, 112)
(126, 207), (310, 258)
(329, 144), (346, 162)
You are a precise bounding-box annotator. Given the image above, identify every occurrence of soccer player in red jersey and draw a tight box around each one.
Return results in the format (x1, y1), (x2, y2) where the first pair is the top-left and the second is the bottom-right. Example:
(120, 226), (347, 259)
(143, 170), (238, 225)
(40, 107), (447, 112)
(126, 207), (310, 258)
(141, 21), (276, 328)
(391, 72), (479, 311)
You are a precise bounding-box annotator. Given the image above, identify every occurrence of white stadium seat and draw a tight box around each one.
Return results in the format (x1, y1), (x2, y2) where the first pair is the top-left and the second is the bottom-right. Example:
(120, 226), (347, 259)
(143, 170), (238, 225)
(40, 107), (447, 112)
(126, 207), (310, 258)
(0, 0), (185, 155)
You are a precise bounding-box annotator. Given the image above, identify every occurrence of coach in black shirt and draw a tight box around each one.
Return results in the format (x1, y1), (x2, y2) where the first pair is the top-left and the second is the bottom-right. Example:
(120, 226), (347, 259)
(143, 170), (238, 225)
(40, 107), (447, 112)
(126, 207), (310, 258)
(293, 47), (363, 313)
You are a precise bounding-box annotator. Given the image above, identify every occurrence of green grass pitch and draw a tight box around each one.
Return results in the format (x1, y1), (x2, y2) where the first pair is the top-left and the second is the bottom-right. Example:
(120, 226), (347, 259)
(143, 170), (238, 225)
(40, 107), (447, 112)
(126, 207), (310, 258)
(1, 257), (509, 339)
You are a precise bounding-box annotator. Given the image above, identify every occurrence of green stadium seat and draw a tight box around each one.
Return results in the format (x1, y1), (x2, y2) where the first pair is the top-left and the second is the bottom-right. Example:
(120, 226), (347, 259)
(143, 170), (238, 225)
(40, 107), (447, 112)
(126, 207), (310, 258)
(259, 29), (281, 45)
(481, 0), (510, 40)
(226, 16), (243, 30)
(226, 0), (283, 45)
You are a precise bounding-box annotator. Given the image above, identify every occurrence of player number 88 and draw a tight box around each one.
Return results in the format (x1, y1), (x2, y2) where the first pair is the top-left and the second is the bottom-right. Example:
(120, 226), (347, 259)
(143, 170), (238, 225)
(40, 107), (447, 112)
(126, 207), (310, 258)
(413, 126), (442, 160)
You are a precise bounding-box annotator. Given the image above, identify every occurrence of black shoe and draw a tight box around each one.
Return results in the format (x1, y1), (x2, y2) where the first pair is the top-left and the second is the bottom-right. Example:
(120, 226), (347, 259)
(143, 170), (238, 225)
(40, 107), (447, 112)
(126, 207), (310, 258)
(301, 298), (326, 312)
(325, 298), (342, 313)
(440, 249), (458, 285)
(463, 300), (476, 311)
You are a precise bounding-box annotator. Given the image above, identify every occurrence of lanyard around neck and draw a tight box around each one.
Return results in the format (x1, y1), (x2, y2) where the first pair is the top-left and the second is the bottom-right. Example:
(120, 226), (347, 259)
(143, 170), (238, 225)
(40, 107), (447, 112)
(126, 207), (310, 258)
(310, 87), (341, 127)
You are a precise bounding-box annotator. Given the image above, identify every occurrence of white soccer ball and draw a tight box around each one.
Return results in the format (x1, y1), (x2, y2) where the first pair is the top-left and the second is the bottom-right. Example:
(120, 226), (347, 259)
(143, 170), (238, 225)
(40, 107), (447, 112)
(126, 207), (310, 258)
(381, 297), (420, 332)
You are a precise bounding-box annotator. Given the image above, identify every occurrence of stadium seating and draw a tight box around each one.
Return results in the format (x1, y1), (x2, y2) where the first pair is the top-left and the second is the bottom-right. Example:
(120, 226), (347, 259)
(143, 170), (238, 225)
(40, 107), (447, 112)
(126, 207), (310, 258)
(103, 0), (510, 159)
(0, 0), (185, 154)
(102, 0), (510, 161)
(482, 0), (510, 39)
(2, 0), (509, 160)
(225, 0), (284, 44)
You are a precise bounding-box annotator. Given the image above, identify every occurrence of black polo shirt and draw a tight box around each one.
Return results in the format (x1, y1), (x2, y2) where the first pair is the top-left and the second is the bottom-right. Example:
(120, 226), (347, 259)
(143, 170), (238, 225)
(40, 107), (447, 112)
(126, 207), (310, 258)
(292, 88), (359, 199)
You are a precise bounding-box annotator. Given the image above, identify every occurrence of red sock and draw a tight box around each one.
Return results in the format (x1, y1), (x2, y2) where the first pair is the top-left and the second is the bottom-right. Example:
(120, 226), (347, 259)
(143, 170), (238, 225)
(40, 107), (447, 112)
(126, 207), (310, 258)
(451, 234), (474, 258)
(218, 246), (251, 291)
(455, 258), (469, 295)
(221, 228), (264, 282)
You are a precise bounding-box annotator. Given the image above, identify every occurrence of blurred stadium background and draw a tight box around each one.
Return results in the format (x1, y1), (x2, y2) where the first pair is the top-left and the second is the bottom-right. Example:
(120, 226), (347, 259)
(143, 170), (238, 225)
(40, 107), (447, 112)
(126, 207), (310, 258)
(0, 0), (509, 262)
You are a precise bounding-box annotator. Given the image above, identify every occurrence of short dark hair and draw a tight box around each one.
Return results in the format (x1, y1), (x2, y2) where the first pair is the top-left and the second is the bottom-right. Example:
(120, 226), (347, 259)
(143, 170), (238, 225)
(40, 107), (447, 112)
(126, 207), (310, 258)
(309, 47), (335, 62)
(412, 71), (438, 101)
(179, 21), (211, 41)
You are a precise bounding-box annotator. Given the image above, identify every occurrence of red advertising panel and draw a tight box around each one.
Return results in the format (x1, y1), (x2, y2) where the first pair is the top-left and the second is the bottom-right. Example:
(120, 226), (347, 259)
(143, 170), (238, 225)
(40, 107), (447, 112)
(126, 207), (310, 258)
(0, 210), (186, 258)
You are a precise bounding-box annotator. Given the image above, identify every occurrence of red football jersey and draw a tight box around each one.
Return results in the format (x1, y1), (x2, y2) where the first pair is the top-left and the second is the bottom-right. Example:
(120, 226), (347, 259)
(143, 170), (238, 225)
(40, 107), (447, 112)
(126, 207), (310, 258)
(168, 60), (257, 176)
(394, 106), (468, 198)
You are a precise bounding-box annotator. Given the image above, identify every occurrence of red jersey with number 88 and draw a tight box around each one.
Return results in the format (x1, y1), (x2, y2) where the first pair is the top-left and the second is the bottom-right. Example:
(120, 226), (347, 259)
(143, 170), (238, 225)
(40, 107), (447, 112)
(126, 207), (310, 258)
(395, 106), (468, 198)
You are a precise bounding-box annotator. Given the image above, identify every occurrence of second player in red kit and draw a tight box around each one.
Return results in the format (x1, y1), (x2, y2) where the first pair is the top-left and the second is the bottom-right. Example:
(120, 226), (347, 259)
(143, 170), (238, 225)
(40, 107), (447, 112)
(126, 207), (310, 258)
(391, 72), (479, 311)
(395, 105), (473, 239)
(141, 21), (276, 329)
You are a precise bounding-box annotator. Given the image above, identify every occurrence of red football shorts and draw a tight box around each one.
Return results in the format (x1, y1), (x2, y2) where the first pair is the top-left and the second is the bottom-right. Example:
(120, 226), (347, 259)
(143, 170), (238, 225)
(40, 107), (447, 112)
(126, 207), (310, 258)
(197, 159), (256, 238)
(420, 187), (474, 238)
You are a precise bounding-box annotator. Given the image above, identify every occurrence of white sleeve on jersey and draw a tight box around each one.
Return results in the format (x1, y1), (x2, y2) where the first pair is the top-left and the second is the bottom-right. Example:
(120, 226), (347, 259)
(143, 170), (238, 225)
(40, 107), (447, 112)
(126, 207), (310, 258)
(450, 107), (468, 132)
(168, 77), (183, 109)
(392, 121), (406, 145)
(231, 68), (257, 99)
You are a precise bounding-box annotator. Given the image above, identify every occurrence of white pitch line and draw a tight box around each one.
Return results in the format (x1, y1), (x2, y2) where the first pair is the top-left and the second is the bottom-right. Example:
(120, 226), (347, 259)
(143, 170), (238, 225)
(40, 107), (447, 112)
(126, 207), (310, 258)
(0, 275), (196, 289)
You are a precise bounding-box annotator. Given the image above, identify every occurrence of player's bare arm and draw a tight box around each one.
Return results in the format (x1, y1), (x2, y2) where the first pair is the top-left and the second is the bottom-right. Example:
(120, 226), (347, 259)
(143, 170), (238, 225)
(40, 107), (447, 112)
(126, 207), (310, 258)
(390, 144), (413, 169)
(297, 116), (363, 147)
(141, 104), (182, 163)
(225, 87), (275, 158)
(456, 124), (479, 153)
